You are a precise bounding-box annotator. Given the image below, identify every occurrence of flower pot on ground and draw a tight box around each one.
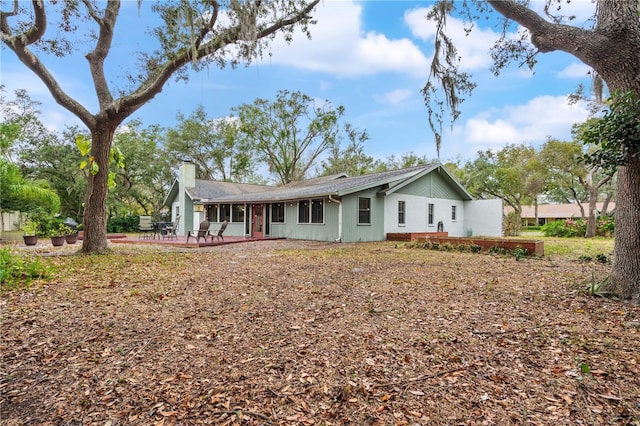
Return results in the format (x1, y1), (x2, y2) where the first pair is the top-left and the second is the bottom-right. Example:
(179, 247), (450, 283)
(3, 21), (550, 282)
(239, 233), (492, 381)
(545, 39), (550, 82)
(50, 235), (65, 247)
(21, 220), (40, 246)
(23, 235), (38, 246)
(65, 233), (78, 244)
(48, 223), (73, 247)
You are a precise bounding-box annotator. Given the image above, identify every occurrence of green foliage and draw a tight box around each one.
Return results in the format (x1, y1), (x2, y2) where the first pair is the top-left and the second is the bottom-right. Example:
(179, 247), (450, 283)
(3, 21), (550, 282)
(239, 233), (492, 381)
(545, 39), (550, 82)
(320, 123), (376, 176)
(16, 122), (87, 220)
(0, 247), (47, 290)
(596, 214), (615, 236)
(76, 135), (124, 189)
(488, 246), (507, 256)
(582, 91), (640, 175)
(581, 273), (611, 298)
(109, 121), (174, 215)
(164, 106), (257, 182)
(511, 246), (528, 261)
(39, 215), (66, 237)
(236, 90), (346, 184)
(0, 157), (61, 214)
(107, 215), (140, 233)
(542, 219), (585, 238)
(20, 219), (39, 236)
(542, 216), (614, 238)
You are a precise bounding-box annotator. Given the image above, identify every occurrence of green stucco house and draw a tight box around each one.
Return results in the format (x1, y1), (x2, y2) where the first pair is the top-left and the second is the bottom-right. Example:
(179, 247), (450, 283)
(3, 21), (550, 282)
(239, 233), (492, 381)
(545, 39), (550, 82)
(163, 161), (503, 242)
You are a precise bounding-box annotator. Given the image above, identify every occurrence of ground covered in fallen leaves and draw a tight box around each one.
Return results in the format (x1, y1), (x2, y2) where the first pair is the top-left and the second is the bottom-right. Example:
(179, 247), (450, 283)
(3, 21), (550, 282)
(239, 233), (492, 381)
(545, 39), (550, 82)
(1, 240), (639, 425)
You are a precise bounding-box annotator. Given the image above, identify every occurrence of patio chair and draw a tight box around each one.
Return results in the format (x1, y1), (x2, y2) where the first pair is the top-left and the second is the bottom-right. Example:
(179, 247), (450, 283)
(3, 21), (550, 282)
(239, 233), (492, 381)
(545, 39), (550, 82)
(215, 219), (228, 241)
(187, 219), (211, 243)
(163, 215), (180, 240)
(138, 215), (155, 239)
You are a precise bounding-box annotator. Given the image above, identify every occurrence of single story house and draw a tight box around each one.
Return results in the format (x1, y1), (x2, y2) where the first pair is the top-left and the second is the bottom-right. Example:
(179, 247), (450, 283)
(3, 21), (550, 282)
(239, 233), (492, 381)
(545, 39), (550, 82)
(163, 161), (503, 242)
(505, 202), (616, 226)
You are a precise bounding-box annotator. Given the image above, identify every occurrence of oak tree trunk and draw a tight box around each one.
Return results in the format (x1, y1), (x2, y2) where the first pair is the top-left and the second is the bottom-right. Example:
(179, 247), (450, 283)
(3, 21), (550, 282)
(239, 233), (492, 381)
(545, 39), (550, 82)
(81, 124), (115, 254)
(606, 157), (640, 300)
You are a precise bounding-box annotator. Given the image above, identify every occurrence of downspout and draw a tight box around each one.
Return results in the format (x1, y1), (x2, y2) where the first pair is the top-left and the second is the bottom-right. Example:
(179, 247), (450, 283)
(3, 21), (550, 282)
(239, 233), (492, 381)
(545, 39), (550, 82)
(329, 195), (342, 242)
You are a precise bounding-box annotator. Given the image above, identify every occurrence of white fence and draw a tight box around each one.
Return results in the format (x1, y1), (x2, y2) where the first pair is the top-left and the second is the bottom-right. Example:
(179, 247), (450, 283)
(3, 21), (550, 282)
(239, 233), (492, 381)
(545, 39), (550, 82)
(1, 211), (22, 232)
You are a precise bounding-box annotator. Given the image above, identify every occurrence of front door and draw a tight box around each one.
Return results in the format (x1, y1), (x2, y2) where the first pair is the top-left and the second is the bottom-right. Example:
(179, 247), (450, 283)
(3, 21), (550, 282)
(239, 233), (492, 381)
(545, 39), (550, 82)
(252, 204), (264, 238)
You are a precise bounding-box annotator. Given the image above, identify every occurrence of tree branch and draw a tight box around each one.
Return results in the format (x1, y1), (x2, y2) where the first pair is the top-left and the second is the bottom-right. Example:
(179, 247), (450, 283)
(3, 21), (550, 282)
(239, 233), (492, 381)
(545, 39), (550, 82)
(84, 0), (120, 109)
(117, 0), (320, 116)
(0, 1), (95, 127)
(487, 0), (607, 60)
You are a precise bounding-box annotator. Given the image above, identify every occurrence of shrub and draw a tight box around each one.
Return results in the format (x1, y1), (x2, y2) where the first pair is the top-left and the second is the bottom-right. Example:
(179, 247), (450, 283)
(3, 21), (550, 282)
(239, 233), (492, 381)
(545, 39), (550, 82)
(596, 214), (615, 236)
(512, 246), (528, 261)
(0, 247), (47, 290)
(541, 219), (586, 237)
(107, 214), (140, 233)
(441, 242), (454, 251)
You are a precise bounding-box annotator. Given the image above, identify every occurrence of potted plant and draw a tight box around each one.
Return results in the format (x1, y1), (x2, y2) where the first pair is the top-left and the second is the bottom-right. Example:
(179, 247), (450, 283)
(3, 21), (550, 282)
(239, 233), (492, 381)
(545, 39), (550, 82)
(65, 226), (79, 244)
(21, 219), (40, 246)
(48, 223), (72, 247)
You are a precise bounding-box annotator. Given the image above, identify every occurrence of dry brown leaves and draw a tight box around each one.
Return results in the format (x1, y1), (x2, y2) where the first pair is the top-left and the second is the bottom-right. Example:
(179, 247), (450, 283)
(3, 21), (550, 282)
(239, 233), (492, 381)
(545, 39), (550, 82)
(1, 240), (639, 425)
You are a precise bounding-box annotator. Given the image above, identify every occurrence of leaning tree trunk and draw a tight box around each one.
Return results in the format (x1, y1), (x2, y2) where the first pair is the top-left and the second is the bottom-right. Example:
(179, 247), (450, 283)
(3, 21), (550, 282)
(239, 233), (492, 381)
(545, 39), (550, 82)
(606, 157), (640, 300)
(81, 125), (114, 254)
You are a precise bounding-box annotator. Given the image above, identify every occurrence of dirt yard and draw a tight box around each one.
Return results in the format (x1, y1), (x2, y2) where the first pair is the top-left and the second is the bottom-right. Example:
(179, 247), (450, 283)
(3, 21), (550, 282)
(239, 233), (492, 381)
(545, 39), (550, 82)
(1, 240), (638, 425)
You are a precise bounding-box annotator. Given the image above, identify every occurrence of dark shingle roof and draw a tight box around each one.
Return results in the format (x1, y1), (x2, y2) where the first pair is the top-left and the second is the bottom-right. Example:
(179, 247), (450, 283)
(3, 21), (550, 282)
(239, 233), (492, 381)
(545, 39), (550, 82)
(193, 164), (441, 203)
(188, 180), (273, 201)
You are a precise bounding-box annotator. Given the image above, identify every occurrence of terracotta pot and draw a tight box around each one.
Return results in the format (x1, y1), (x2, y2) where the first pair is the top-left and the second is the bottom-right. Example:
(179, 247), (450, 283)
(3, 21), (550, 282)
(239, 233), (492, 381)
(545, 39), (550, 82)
(65, 234), (78, 244)
(23, 235), (38, 246)
(50, 236), (65, 247)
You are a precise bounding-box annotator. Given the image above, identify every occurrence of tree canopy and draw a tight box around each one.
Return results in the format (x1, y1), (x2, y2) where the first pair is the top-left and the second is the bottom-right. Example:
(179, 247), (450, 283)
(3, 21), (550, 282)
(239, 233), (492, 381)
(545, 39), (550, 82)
(425, 0), (640, 300)
(235, 90), (345, 185)
(0, 0), (320, 253)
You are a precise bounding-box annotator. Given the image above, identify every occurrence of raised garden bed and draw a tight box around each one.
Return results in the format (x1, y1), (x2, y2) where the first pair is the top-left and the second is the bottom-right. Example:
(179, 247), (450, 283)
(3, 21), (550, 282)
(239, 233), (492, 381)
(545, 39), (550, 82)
(386, 232), (449, 241)
(387, 233), (543, 256)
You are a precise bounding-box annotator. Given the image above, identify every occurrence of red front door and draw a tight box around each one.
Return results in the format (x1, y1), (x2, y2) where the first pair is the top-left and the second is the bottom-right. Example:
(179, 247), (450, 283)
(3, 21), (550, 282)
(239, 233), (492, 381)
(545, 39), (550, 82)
(252, 204), (264, 238)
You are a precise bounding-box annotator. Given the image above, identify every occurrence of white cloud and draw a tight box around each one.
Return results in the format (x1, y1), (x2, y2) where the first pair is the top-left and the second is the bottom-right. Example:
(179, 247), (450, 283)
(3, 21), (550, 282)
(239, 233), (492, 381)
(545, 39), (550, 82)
(557, 62), (592, 79)
(404, 6), (500, 71)
(375, 89), (413, 106)
(266, 1), (428, 78)
(529, 0), (597, 27)
(461, 95), (590, 147)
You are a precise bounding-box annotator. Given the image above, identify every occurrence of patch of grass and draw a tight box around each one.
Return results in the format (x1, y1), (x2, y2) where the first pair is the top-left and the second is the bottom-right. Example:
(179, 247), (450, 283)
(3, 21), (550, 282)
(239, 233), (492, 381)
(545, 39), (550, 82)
(515, 236), (614, 260)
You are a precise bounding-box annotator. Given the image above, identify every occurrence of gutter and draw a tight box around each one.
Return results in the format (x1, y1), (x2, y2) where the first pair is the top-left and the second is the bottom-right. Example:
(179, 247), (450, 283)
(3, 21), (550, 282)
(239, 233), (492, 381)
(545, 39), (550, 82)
(329, 194), (342, 242)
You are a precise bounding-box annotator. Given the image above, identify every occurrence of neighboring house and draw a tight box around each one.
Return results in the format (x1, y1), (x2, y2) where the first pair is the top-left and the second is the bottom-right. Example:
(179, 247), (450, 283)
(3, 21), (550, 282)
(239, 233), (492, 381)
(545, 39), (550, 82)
(505, 202), (616, 226)
(163, 161), (503, 243)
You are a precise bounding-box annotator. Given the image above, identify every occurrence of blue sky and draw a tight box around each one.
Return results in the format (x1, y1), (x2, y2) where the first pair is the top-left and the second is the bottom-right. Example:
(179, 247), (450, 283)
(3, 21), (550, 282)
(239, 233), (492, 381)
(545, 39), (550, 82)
(1, 0), (596, 164)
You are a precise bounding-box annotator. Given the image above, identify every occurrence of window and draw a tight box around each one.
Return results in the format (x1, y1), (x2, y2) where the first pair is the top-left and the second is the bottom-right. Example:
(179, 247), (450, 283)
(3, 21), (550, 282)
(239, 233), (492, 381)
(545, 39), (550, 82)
(298, 200), (310, 223)
(272, 203), (285, 223)
(298, 199), (324, 223)
(451, 205), (457, 221)
(398, 201), (406, 225)
(359, 197), (371, 224)
(232, 204), (245, 222)
(428, 203), (434, 225)
(220, 204), (231, 222)
(207, 204), (219, 222)
(311, 199), (324, 224)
